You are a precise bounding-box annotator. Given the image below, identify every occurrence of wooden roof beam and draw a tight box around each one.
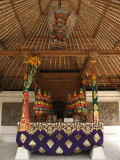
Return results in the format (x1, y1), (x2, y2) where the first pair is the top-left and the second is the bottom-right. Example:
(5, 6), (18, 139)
(38, 0), (43, 15)
(76, 0), (81, 15)
(114, 41), (120, 50)
(1, 50), (120, 56)
(1, 76), (119, 81)
(93, 0), (111, 38)
(26, 36), (93, 39)
(10, 0), (26, 38)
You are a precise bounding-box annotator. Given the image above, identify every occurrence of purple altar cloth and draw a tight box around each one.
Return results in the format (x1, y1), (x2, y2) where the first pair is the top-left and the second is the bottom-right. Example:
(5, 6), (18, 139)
(16, 122), (103, 154)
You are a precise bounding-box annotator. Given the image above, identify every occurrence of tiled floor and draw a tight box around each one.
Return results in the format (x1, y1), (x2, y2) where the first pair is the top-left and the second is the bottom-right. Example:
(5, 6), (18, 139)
(0, 141), (120, 160)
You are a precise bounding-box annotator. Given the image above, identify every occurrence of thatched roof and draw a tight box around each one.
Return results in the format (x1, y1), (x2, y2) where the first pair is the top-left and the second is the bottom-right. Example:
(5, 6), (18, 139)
(0, 0), (120, 92)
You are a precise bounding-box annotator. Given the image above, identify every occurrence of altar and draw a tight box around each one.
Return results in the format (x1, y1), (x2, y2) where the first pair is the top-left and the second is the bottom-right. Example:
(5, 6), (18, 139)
(15, 55), (106, 160)
(16, 122), (103, 154)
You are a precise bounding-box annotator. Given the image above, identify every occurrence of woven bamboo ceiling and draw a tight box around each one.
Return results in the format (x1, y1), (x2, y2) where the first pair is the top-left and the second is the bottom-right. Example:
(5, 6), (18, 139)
(0, 0), (120, 92)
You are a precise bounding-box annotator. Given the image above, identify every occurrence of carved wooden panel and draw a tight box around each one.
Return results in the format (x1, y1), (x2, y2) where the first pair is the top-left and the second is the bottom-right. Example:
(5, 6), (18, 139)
(87, 102), (119, 125)
(1, 102), (119, 126)
(1, 103), (34, 126)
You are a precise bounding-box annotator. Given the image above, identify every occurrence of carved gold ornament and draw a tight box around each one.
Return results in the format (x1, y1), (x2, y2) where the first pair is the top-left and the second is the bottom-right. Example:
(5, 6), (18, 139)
(94, 104), (98, 111)
(93, 91), (97, 99)
(93, 133), (100, 142)
(93, 79), (96, 86)
(74, 146), (81, 153)
(65, 139), (72, 148)
(56, 133), (63, 140)
(37, 134), (44, 141)
(83, 139), (91, 147)
(56, 147), (63, 154)
(29, 140), (36, 148)
(39, 147), (45, 153)
(74, 134), (81, 141)
(20, 133), (27, 143)
(47, 139), (54, 148)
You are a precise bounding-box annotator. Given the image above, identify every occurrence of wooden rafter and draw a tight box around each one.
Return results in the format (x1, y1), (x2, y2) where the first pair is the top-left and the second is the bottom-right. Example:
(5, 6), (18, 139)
(108, 78), (120, 91)
(0, 41), (7, 50)
(9, 0), (26, 38)
(93, 0), (111, 38)
(0, 1), (39, 30)
(38, 0), (43, 15)
(26, 15), (41, 38)
(114, 41), (120, 50)
(94, 39), (103, 50)
(76, 0), (81, 15)
(108, 57), (120, 75)
(81, 1), (120, 29)
(19, 39), (26, 48)
(59, 0), (61, 8)
(67, 0), (76, 11)
(67, 0), (93, 37)
(78, 16), (93, 37)
(43, 0), (53, 14)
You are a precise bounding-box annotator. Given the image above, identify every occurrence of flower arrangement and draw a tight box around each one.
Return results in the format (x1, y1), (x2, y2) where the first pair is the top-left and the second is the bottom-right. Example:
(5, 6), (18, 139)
(28, 56), (41, 66)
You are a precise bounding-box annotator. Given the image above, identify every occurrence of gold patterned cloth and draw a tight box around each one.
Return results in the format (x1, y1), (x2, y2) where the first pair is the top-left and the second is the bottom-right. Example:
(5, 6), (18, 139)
(17, 122), (103, 154)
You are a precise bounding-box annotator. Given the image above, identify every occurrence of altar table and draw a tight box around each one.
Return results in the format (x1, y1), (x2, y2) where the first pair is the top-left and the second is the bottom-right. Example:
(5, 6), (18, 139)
(16, 122), (103, 154)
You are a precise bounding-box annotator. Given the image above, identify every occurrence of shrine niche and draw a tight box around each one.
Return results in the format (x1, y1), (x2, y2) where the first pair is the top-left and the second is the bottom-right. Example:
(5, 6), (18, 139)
(52, 101), (66, 119)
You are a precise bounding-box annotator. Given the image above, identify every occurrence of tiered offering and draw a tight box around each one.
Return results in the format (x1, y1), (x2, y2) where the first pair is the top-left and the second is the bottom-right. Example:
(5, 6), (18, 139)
(33, 89), (44, 115)
(33, 89), (53, 116)
(47, 93), (54, 115)
(43, 92), (48, 114)
(66, 93), (72, 115)
(77, 88), (87, 115)
(72, 91), (78, 113)
(66, 88), (88, 121)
